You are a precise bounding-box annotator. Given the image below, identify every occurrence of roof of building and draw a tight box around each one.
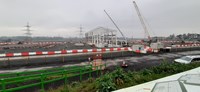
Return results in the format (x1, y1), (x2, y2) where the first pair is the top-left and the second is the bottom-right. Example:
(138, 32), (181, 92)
(86, 27), (117, 35)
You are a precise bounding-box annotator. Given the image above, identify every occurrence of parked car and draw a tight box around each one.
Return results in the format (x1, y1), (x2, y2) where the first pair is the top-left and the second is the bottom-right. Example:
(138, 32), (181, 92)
(174, 55), (200, 64)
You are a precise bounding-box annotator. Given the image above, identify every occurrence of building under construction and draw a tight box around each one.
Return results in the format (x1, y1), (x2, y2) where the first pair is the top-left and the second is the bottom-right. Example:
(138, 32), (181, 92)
(85, 27), (122, 48)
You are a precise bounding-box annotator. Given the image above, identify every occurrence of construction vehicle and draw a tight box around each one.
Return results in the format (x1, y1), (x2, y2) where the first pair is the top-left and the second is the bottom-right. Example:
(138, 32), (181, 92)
(132, 1), (152, 46)
(132, 1), (166, 52)
(121, 61), (128, 68)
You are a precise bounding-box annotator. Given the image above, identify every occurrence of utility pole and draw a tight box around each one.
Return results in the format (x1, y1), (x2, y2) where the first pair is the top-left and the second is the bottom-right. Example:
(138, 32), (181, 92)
(79, 25), (83, 38)
(23, 22), (33, 42)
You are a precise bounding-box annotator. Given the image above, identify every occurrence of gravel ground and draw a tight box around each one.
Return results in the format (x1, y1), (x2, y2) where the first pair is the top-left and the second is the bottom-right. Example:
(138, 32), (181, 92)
(0, 43), (95, 53)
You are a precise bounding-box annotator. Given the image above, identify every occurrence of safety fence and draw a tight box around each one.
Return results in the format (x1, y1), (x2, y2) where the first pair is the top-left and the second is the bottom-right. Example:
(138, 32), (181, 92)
(0, 64), (105, 92)
(1, 44), (200, 58)
(172, 44), (200, 48)
(0, 47), (131, 58)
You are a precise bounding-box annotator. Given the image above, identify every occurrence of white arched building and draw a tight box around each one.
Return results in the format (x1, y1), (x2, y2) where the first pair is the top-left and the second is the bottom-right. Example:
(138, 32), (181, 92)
(85, 27), (122, 48)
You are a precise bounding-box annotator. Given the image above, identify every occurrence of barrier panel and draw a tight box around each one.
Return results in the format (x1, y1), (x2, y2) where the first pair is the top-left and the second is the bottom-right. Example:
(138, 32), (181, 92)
(0, 47), (131, 58)
(0, 44), (199, 58)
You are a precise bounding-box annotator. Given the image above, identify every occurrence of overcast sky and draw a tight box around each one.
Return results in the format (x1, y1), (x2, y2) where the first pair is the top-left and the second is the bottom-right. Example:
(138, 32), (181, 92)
(0, 0), (200, 38)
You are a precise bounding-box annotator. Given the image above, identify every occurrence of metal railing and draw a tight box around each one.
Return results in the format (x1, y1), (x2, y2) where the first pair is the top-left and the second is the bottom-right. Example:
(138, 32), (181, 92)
(0, 64), (105, 92)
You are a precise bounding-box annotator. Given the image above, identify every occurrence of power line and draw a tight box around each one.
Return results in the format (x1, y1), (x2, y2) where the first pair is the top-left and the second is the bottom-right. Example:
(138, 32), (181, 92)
(23, 22), (33, 42)
(23, 22), (33, 37)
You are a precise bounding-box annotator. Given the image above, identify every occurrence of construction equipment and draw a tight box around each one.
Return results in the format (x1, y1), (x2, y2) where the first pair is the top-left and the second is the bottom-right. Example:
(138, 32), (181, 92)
(132, 1), (166, 53)
(121, 60), (128, 68)
(104, 10), (128, 46)
(132, 1), (152, 46)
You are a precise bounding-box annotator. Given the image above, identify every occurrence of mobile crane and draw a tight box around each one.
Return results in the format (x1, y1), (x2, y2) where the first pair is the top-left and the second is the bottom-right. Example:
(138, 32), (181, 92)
(132, 1), (166, 52)
(132, 1), (152, 46)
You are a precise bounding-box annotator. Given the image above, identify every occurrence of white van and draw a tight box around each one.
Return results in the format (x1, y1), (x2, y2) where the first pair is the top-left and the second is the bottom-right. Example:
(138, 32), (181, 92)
(174, 55), (200, 64)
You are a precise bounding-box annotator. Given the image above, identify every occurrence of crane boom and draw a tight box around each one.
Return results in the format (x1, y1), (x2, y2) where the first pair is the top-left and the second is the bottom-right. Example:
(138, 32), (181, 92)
(104, 10), (127, 45)
(132, 1), (151, 40)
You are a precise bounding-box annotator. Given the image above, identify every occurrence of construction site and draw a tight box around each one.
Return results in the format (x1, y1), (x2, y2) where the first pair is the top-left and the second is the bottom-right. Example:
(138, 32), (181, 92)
(0, 1), (200, 92)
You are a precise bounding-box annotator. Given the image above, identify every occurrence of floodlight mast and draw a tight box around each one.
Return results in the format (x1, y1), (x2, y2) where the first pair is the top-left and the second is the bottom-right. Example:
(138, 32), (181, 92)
(104, 10), (127, 46)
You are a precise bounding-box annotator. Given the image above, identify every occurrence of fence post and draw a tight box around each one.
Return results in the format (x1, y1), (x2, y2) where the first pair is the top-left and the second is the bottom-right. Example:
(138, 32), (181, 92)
(16, 72), (20, 77)
(44, 56), (47, 64)
(96, 65), (98, 76)
(3, 59), (6, 66)
(1, 79), (6, 92)
(40, 74), (45, 92)
(80, 68), (82, 81)
(100, 65), (102, 76)
(26, 56), (30, 65)
(89, 65), (92, 78)
(7, 57), (10, 68)
(62, 55), (65, 63)
(105, 61), (107, 68)
(63, 70), (68, 92)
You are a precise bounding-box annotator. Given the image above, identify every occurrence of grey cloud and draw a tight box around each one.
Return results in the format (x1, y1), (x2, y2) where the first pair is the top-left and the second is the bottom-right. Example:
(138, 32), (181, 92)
(0, 0), (199, 38)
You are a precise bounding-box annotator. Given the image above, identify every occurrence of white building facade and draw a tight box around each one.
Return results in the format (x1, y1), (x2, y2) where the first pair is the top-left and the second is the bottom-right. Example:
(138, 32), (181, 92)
(85, 27), (120, 48)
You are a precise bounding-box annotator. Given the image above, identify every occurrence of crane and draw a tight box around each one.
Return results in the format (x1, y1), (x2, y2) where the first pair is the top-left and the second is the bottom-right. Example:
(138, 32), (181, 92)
(104, 10), (128, 46)
(132, 1), (152, 45)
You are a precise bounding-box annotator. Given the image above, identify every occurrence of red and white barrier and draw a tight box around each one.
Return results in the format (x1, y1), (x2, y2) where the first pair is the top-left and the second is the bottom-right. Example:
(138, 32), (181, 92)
(173, 44), (200, 48)
(144, 46), (153, 53)
(1, 43), (199, 58)
(0, 47), (132, 58)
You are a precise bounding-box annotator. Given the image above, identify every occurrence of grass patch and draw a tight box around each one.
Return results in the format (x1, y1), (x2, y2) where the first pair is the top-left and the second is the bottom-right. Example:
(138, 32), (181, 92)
(47, 62), (200, 92)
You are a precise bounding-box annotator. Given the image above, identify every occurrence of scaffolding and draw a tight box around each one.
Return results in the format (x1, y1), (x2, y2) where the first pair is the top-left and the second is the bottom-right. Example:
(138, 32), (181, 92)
(85, 27), (121, 48)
